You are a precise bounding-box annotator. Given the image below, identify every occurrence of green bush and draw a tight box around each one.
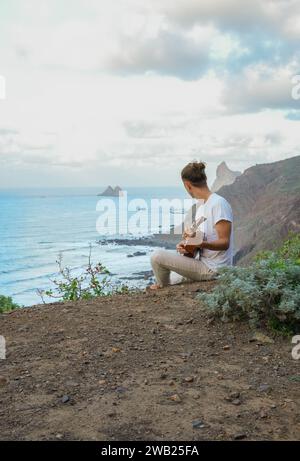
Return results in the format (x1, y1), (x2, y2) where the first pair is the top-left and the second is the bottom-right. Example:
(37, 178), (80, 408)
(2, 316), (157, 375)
(198, 234), (300, 332)
(38, 245), (130, 303)
(278, 232), (300, 262)
(0, 295), (19, 313)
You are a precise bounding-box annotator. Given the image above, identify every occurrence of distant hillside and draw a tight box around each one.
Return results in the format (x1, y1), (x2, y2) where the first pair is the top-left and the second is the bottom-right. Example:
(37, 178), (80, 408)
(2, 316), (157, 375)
(211, 161), (241, 192)
(219, 156), (300, 264)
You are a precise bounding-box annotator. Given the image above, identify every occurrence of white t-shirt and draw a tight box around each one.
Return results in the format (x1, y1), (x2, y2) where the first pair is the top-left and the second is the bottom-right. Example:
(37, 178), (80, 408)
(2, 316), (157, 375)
(195, 193), (234, 271)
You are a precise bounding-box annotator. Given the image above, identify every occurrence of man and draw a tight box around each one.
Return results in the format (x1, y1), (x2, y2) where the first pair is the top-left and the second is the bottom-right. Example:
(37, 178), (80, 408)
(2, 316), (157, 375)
(150, 161), (234, 289)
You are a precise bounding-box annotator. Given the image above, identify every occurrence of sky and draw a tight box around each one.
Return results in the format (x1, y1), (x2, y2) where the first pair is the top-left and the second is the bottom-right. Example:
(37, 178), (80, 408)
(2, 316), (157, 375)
(0, 0), (299, 188)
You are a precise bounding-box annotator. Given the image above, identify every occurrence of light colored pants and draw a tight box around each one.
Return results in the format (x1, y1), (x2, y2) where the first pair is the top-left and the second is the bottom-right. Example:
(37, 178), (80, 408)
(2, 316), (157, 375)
(150, 249), (216, 287)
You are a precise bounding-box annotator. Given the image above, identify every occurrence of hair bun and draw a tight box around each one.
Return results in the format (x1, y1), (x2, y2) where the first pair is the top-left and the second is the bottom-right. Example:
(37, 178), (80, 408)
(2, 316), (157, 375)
(192, 161), (206, 171)
(181, 160), (207, 186)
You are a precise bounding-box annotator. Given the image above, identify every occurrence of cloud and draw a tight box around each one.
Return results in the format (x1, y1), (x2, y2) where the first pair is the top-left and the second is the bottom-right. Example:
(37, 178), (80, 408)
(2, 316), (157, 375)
(8, 0), (299, 80)
(1, 0), (300, 187)
(0, 129), (56, 166)
(221, 62), (300, 112)
(104, 25), (214, 79)
(0, 128), (18, 135)
(157, 0), (300, 37)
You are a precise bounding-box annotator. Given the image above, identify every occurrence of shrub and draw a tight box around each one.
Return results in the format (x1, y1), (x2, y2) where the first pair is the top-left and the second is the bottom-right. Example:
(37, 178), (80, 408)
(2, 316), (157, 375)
(0, 295), (19, 313)
(38, 245), (129, 303)
(278, 232), (300, 262)
(198, 234), (300, 332)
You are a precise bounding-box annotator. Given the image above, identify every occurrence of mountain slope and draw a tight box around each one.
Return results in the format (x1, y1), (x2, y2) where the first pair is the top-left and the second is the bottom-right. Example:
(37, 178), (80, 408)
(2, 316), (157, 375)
(219, 155), (300, 264)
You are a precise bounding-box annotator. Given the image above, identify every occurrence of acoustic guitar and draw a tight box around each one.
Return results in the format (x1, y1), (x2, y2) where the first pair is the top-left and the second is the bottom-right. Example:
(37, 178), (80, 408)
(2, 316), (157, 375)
(180, 216), (206, 259)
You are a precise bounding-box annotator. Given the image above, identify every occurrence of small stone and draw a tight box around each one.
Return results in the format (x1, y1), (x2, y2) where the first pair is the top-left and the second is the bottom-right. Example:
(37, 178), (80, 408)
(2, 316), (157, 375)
(223, 345), (230, 350)
(234, 433), (247, 440)
(229, 392), (240, 399)
(61, 395), (70, 404)
(184, 376), (194, 383)
(116, 386), (127, 394)
(232, 398), (241, 406)
(257, 384), (272, 393)
(112, 347), (121, 353)
(65, 380), (79, 387)
(252, 332), (274, 345)
(0, 376), (8, 387)
(260, 410), (268, 419)
(98, 379), (107, 386)
(179, 352), (193, 359)
(186, 318), (194, 324)
(192, 419), (205, 429)
(170, 394), (181, 403)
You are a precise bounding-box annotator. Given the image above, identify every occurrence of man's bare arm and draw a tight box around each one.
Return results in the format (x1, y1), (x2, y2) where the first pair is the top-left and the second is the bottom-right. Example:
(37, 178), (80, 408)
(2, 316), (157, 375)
(200, 220), (231, 251)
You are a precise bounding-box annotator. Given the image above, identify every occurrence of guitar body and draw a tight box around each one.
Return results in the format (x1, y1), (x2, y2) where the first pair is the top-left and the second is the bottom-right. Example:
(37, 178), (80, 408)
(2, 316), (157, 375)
(181, 235), (204, 259)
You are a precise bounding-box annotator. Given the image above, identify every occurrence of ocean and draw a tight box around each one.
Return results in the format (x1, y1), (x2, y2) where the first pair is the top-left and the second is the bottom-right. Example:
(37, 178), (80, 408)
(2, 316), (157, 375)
(0, 187), (188, 306)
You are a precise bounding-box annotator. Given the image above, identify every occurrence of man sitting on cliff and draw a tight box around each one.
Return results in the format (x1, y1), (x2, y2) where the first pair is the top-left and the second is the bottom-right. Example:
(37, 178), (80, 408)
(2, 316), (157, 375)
(150, 161), (234, 289)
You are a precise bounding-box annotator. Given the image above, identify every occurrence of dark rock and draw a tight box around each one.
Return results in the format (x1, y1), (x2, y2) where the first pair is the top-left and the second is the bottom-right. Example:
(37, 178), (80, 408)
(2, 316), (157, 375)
(257, 384), (272, 393)
(127, 251), (147, 258)
(192, 419), (205, 429)
(61, 395), (70, 404)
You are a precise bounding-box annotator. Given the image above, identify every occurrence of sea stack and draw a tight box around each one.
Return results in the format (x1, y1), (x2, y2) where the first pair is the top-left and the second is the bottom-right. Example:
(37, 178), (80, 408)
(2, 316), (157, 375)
(98, 186), (124, 197)
(211, 162), (241, 192)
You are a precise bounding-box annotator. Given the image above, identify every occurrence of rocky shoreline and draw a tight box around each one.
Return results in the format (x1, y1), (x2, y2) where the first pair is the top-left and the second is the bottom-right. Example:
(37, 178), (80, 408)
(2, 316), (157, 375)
(97, 233), (180, 250)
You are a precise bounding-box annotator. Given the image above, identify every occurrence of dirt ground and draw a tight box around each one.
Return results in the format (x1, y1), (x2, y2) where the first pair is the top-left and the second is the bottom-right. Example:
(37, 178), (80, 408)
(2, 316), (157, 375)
(0, 282), (299, 441)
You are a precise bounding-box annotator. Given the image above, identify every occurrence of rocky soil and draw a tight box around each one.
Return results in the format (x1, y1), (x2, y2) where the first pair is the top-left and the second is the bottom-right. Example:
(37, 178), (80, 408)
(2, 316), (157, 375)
(0, 282), (299, 441)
